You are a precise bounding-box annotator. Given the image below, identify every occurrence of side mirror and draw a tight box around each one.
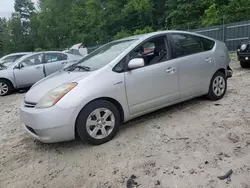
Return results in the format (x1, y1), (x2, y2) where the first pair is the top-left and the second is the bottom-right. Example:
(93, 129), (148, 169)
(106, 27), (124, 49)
(128, 58), (145, 70)
(14, 63), (24, 69)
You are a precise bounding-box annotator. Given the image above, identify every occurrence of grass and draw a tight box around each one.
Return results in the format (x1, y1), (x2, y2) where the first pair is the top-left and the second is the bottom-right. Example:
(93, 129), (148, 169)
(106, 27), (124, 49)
(229, 52), (237, 57)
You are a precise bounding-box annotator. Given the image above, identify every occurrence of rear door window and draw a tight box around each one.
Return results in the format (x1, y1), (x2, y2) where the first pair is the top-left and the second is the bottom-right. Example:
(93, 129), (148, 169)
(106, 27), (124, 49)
(45, 53), (64, 63)
(170, 33), (204, 58)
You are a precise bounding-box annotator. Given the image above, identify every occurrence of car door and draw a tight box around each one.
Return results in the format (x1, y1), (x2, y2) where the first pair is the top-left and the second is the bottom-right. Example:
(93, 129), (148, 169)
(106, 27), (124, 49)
(125, 35), (179, 115)
(44, 53), (68, 76)
(169, 33), (215, 99)
(13, 53), (45, 88)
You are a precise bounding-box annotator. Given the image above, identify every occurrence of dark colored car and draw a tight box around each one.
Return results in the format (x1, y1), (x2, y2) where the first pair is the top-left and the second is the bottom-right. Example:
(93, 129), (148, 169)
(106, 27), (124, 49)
(237, 39), (250, 68)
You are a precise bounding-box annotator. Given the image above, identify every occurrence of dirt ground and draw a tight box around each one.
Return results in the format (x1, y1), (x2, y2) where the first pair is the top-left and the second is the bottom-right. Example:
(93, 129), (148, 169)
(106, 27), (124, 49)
(0, 56), (250, 188)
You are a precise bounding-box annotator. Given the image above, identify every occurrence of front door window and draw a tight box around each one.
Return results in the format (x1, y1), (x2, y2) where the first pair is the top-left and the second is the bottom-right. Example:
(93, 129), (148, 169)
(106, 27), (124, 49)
(130, 36), (168, 67)
(21, 54), (43, 67)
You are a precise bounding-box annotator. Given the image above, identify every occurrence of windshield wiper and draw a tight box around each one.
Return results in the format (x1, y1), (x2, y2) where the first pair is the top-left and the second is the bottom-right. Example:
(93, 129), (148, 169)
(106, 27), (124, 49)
(67, 65), (91, 72)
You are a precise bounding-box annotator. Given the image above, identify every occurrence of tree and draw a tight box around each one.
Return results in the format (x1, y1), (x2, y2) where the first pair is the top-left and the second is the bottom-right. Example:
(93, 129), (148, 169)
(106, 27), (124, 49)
(8, 16), (26, 52)
(202, 0), (250, 26)
(5, 0), (36, 53)
(166, 0), (210, 29)
(1, 0), (250, 56)
(151, 0), (167, 29)
(37, 0), (77, 48)
(0, 18), (8, 56)
(223, 0), (250, 23)
(14, 0), (35, 36)
(14, 0), (35, 19)
(202, 4), (221, 26)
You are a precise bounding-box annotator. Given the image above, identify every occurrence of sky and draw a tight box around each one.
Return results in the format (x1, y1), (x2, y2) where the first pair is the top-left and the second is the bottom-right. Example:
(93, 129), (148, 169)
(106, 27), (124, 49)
(0, 0), (37, 18)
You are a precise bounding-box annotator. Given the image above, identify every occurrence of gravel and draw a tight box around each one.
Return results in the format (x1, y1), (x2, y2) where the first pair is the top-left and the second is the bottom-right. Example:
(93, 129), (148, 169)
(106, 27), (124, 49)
(1, 56), (250, 188)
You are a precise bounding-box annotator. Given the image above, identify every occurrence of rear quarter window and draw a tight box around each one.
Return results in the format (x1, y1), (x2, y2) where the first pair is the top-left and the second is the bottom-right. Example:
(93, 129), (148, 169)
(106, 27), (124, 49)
(200, 38), (215, 51)
(60, 54), (68, 60)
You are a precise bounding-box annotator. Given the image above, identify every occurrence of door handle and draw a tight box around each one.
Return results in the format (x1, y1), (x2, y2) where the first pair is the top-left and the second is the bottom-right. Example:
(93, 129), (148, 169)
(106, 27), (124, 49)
(166, 67), (176, 74)
(205, 58), (213, 63)
(61, 62), (67, 65)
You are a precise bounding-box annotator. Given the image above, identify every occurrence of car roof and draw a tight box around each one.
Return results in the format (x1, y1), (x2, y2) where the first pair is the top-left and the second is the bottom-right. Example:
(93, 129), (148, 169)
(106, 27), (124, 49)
(14, 51), (66, 63)
(22, 51), (65, 56)
(2, 52), (31, 58)
(116, 30), (216, 42)
(41, 51), (67, 53)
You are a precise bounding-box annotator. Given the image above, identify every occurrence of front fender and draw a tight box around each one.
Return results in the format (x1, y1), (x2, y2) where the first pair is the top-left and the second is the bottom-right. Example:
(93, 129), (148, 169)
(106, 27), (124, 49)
(56, 70), (130, 121)
(0, 69), (16, 88)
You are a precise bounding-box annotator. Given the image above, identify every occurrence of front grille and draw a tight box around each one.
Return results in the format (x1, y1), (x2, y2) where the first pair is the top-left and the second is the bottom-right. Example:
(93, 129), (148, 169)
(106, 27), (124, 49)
(24, 101), (37, 108)
(26, 125), (38, 135)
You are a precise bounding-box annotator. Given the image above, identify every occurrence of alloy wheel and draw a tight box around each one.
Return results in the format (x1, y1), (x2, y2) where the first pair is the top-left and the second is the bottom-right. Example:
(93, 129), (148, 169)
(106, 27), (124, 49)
(212, 76), (225, 97)
(0, 82), (8, 96)
(86, 108), (115, 139)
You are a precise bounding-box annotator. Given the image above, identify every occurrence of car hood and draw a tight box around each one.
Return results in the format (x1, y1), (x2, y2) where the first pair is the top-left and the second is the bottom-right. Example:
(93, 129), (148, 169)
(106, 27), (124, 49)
(0, 67), (12, 75)
(25, 71), (90, 103)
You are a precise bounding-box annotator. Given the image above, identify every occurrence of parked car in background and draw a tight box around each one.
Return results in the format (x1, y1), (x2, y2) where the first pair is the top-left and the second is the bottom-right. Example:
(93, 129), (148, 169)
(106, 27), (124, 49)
(20, 31), (232, 145)
(66, 43), (100, 57)
(0, 51), (81, 96)
(237, 39), (250, 68)
(0, 52), (31, 67)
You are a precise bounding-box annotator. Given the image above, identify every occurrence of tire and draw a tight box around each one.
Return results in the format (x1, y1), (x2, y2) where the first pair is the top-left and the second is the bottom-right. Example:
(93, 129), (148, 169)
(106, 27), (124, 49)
(76, 100), (120, 145)
(0, 79), (13, 96)
(240, 61), (250, 68)
(206, 71), (227, 101)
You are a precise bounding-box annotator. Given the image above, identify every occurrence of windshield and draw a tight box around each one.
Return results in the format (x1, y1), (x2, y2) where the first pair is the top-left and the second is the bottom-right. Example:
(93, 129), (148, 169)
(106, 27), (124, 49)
(67, 39), (137, 71)
(0, 54), (26, 67)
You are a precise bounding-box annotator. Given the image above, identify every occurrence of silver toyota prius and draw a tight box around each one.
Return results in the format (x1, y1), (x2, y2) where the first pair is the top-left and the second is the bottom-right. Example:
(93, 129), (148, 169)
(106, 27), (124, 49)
(20, 31), (233, 145)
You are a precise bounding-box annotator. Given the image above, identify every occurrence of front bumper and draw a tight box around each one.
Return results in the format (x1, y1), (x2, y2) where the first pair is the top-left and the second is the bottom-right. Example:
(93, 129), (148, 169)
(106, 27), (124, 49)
(20, 104), (77, 143)
(237, 52), (250, 62)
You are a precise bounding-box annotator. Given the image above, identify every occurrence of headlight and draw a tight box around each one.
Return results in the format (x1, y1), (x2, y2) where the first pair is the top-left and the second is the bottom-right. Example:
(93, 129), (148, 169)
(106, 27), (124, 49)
(36, 82), (77, 109)
(241, 44), (247, 51)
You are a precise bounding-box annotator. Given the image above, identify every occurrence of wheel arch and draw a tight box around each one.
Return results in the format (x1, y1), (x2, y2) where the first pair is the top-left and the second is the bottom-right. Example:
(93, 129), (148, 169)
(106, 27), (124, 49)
(216, 68), (226, 75)
(74, 97), (125, 138)
(0, 78), (14, 89)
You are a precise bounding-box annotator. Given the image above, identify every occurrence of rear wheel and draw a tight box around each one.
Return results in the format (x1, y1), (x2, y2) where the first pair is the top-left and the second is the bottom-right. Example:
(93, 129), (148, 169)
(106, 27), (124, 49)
(240, 61), (249, 68)
(206, 71), (227, 101)
(76, 100), (120, 145)
(0, 79), (13, 96)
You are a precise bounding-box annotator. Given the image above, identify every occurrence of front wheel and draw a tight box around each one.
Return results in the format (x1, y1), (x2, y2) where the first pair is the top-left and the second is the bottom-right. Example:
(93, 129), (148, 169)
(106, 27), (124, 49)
(0, 79), (13, 96)
(206, 71), (227, 101)
(76, 100), (120, 145)
(240, 61), (249, 68)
